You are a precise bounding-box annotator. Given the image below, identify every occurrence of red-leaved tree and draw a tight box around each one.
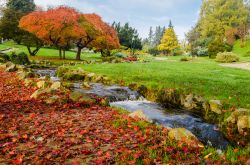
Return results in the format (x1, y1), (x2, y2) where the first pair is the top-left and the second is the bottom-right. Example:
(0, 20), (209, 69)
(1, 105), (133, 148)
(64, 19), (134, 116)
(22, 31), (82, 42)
(19, 6), (86, 59)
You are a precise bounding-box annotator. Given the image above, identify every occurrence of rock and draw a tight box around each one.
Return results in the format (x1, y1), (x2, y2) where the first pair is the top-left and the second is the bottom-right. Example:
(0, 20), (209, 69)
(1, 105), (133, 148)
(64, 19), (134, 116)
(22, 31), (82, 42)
(30, 88), (53, 99)
(129, 110), (152, 123)
(237, 116), (250, 133)
(37, 81), (47, 89)
(18, 71), (36, 80)
(183, 94), (196, 110)
(5, 63), (17, 72)
(86, 73), (96, 80)
(94, 75), (103, 83)
(24, 79), (34, 87)
(69, 91), (95, 104)
(226, 108), (250, 124)
(50, 82), (61, 90)
(62, 82), (74, 89)
(62, 70), (86, 81)
(82, 82), (91, 89)
(168, 128), (202, 146)
(45, 96), (60, 104)
(209, 100), (223, 114)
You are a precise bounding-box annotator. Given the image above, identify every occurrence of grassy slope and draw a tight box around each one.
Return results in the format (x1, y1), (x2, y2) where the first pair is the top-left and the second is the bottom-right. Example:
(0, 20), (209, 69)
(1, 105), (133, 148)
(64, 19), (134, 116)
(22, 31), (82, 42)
(73, 57), (250, 108)
(233, 40), (250, 61)
(0, 41), (101, 61)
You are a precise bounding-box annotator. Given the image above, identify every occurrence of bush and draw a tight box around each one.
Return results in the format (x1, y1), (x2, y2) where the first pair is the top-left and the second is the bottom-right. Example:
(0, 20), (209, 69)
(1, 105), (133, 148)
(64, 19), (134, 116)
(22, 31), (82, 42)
(208, 39), (225, 58)
(148, 47), (160, 56)
(197, 47), (208, 56)
(172, 48), (184, 56)
(180, 57), (191, 62)
(244, 51), (250, 57)
(10, 52), (30, 65)
(0, 53), (10, 63)
(102, 56), (122, 63)
(114, 53), (128, 58)
(215, 52), (239, 63)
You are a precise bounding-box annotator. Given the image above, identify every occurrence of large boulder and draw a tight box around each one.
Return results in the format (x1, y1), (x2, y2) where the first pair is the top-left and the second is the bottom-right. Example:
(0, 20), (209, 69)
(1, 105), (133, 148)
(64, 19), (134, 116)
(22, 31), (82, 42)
(209, 100), (223, 114)
(62, 69), (87, 81)
(129, 110), (152, 123)
(168, 128), (202, 146)
(17, 71), (36, 80)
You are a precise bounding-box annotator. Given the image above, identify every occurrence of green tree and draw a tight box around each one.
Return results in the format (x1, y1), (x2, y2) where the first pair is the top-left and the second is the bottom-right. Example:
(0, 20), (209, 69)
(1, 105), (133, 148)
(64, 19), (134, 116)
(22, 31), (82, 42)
(158, 21), (180, 55)
(199, 0), (248, 40)
(0, 0), (35, 43)
(113, 22), (142, 51)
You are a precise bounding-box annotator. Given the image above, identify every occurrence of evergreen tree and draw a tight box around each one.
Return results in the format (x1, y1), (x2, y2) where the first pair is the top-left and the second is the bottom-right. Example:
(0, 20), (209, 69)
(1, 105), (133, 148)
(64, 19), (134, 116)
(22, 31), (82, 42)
(148, 27), (153, 45)
(158, 24), (180, 55)
(0, 0), (35, 43)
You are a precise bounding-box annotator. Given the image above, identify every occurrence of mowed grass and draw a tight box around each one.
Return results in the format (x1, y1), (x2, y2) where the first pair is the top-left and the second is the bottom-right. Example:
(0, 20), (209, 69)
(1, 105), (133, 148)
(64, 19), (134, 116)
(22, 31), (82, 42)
(0, 41), (101, 61)
(73, 57), (250, 108)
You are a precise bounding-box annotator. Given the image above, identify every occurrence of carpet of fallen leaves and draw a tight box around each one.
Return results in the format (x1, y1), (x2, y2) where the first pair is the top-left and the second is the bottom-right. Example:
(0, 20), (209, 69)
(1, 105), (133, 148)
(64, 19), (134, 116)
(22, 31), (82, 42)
(0, 68), (228, 164)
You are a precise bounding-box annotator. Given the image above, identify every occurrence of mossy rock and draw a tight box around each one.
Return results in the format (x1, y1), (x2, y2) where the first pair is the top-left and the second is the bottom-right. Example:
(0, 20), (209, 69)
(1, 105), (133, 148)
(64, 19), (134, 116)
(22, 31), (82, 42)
(157, 88), (182, 108)
(69, 91), (96, 104)
(62, 70), (86, 81)
(56, 66), (70, 77)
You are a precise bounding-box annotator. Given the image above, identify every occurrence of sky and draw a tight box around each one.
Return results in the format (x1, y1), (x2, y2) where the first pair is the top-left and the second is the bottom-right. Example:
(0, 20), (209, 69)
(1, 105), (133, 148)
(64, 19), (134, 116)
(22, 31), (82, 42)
(34, 0), (202, 40)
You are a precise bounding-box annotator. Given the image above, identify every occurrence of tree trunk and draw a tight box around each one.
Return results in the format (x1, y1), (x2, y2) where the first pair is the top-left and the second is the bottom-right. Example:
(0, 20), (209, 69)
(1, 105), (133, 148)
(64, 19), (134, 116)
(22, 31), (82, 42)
(59, 48), (62, 59)
(63, 50), (66, 59)
(27, 46), (40, 56)
(76, 47), (82, 60)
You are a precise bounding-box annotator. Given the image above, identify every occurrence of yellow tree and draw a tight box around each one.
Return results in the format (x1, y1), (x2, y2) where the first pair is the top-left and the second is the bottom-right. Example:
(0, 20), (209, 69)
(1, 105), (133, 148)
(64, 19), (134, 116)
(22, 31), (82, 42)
(158, 21), (180, 55)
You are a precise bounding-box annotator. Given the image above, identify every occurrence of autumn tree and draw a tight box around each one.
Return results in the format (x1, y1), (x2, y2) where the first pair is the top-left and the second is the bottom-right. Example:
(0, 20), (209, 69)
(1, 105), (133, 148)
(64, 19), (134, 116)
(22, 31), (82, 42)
(19, 6), (86, 59)
(158, 21), (180, 55)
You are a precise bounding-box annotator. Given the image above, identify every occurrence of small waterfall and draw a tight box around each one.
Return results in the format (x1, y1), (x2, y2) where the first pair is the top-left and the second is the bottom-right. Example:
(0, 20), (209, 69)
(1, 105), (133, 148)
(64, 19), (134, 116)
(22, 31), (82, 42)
(34, 69), (60, 81)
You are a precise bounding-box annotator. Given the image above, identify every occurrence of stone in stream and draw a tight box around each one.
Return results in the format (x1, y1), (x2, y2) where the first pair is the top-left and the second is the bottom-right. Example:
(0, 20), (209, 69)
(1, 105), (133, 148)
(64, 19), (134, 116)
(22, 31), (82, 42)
(69, 91), (96, 104)
(129, 110), (152, 123)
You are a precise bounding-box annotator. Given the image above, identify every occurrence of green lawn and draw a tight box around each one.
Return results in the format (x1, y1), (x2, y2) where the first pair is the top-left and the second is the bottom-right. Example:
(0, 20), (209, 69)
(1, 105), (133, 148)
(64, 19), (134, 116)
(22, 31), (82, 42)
(72, 57), (250, 108)
(0, 41), (101, 61)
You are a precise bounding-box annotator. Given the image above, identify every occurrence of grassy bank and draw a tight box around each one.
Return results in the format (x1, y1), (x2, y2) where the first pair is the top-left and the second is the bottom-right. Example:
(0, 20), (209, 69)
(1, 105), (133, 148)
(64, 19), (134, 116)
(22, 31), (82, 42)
(0, 41), (101, 61)
(72, 57), (250, 108)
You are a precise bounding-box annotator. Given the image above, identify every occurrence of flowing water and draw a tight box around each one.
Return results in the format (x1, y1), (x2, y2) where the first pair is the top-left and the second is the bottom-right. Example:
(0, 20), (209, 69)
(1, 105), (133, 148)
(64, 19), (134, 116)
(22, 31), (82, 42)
(34, 69), (230, 149)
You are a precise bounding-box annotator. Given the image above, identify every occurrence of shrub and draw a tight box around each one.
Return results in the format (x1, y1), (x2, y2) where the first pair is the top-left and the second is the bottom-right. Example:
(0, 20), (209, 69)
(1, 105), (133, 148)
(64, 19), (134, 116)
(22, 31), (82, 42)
(180, 57), (191, 62)
(114, 53), (128, 58)
(208, 39), (225, 58)
(0, 53), (10, 63)
(123, 57), (138, 62)
(215, 52), (239, 63)
(10, 52), (30, 65)
(172, 48), (184, 56)
(197, 47), (208, 56)
(102, 56), (122, 63)
(244, 51), (250, 57)
(148, 47), (160, 56)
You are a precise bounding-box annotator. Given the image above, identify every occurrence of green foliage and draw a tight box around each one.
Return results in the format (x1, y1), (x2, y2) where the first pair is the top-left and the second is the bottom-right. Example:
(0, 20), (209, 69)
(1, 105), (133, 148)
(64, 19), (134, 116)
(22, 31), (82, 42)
(10, 52), (30, 65)
(102, 56), (122, 63)
(197, 47), (208, 56)
(199, 0), (248, 40)
(180, 57), (191, 62)
(208, 39), (225, 58)
(114, 53), (128, 58)
(0, 53), (10, 63)
(148, 47), (160, 56)
(244, 51), (250, 57)
(216, 52), (239, 63)
(112, 22), (142, 50)
(158, 27), (180, 55)
(0, 0), (35, 43)
(233, 39), (250, 56)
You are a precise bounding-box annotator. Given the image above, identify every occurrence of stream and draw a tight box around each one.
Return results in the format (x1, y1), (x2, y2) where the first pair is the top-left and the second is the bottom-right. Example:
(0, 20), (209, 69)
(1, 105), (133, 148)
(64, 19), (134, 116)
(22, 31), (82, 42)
(35, 69), (230, 149)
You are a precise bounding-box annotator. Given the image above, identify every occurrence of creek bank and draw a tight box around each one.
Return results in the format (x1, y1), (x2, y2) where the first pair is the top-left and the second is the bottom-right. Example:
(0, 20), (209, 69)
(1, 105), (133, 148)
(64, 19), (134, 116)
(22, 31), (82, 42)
(33, 66), (232, 149)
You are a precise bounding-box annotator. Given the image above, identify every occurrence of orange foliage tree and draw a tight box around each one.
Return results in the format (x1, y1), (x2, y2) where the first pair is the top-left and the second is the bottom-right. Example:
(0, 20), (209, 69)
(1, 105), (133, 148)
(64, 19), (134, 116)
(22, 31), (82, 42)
(19, 6), (86, 59)
(19, 6), (120, 60)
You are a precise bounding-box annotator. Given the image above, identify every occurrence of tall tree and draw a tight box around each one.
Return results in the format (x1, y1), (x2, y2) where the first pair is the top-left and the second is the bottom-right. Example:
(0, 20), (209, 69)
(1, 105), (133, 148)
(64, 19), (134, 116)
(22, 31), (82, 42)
(158, 21), (180, 55)
(113, 22), (142, 51)
(0, 0), (35, 43)
(199, 0), (248, 40)
(148, 27), (153, 45)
